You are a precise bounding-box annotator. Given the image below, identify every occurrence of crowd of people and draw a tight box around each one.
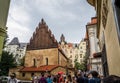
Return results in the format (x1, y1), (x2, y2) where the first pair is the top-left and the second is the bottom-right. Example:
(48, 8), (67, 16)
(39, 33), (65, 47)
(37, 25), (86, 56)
(6, 71), (120, 83)
(31, 71), (120, 83)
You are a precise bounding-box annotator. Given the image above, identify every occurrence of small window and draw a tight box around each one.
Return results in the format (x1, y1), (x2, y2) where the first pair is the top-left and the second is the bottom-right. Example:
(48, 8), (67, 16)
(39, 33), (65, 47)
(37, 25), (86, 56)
(22, 73), (25, 77)
(80, 54), (82, 58)
(46, 58), (48, 65)
(31, 73), (34, 77)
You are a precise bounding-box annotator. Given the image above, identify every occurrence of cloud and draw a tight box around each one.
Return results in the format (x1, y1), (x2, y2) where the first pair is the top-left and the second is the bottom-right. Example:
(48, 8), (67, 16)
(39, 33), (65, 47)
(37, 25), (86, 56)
(7, 16), (32, 42)
(7, 0), (95, 43)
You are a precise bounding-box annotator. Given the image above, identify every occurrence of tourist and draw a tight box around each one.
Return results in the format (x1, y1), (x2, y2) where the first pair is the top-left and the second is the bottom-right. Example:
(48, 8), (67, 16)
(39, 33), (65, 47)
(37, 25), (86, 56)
(65, 74), (72, 83)
(76, 72), (84, 83)
(38, 73), (47, 83)
(46, 74), (52, 83)
(8, 73), (18, 83)
(88, 71), (101, 83)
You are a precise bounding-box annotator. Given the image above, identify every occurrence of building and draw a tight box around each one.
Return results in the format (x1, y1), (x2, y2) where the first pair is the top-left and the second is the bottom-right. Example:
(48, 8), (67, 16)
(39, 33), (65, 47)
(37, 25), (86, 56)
(87, 0), (120, 76)
(86, 17), (103, 75)
(5, 37), (27, 65)
(59, 34), (74, 67)
(78, 39), (87, 64)
(0, 0), (10, 61)
(18, 19), (72, 80)
(59, 34), (87, 67)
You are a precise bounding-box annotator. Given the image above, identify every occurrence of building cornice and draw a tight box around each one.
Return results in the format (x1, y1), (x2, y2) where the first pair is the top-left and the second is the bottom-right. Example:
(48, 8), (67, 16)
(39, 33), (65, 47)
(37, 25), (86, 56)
(87, 0), (95, 7)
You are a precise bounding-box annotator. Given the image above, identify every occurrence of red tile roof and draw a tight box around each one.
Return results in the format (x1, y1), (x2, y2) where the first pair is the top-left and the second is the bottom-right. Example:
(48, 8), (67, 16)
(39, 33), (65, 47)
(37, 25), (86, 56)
(20, 65), (62, 72)
(87, 17), (97, 25)
(67, 43), (73, 47)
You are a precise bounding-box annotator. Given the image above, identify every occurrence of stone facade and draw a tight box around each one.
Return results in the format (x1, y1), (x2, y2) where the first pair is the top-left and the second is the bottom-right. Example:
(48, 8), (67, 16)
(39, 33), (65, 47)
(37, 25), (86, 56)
(87, 0), (120, 76)
(25, 19), (68, 67)
(0, 0), (10, 60)
(25, 48), (67, 67)
(86, 17), (103, 75)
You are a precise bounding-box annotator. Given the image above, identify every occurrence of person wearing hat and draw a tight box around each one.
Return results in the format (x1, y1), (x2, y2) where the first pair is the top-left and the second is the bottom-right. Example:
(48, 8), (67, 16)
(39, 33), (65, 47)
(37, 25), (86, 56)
(8, 73), (18, 83)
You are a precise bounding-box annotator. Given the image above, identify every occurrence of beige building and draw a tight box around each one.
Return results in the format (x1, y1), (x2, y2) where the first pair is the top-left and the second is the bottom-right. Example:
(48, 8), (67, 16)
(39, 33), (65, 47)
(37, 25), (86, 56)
(87, 0), (120, 76)
(5, 37), (27, 65)
(0, 0), (10, 60)
(86, 17), (103, 75)
(59, 34), (87, 67)
(78, 39), (87, 64)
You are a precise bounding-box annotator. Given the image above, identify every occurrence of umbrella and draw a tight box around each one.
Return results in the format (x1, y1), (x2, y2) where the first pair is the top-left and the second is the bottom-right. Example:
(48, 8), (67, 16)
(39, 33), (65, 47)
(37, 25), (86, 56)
(58, 71), (64, 75)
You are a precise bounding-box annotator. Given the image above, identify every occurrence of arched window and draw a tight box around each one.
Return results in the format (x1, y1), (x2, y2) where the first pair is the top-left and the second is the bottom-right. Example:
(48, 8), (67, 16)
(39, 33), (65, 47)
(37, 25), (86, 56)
(33, 58), (36, 67)
(46, 58), (48, 65)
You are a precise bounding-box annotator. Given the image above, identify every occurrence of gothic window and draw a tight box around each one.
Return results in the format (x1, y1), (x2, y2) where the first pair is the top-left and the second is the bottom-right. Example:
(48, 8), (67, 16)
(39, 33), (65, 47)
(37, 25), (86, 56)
(22, 73), (25, 77)
(46, 58), (48, 65)
(33, 58), (36, 67)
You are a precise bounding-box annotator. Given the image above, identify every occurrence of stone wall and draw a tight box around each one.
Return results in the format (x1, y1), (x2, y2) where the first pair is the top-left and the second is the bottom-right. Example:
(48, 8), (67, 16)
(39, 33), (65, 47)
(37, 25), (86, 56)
(25, 48), (59, 67)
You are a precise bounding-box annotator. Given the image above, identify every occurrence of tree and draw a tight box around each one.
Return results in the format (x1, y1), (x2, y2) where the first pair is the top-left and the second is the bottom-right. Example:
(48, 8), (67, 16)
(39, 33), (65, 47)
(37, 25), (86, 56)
(74, 60), (85, 70)
(20, 56), (25, 66)
(0, 51), (17, 76)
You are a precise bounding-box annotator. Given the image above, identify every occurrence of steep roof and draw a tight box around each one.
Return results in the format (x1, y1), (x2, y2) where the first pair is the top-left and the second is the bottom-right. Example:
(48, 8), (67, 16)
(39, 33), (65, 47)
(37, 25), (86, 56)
(27, 19), (58, 50)
(9, 37), (19, 45)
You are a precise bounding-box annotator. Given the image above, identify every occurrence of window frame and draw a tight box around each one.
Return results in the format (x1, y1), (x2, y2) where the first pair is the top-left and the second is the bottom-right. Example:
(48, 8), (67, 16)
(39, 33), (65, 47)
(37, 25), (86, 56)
(112, 0), (120, 44)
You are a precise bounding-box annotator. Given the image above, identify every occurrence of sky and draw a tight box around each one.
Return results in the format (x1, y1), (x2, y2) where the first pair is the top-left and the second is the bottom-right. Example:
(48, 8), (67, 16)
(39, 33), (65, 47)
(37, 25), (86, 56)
(7, 0), (95, 43)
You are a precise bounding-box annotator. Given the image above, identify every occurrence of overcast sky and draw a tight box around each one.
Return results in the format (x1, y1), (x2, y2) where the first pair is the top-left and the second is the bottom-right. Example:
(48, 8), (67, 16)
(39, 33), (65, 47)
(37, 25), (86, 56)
(7, 0), (95, 43)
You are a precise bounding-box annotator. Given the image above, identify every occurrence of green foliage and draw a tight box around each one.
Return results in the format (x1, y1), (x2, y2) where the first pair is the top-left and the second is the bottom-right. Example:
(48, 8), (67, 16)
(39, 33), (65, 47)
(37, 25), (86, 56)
(74, 60), (85, 70)
(75, 54), (89, 71)
(20, 56), (25, 66)
(0, 51), (17, 76)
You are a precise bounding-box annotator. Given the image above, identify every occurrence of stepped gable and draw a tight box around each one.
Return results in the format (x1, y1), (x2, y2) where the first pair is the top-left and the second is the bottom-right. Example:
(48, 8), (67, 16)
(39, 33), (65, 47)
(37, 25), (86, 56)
(27, 19), (58, 50)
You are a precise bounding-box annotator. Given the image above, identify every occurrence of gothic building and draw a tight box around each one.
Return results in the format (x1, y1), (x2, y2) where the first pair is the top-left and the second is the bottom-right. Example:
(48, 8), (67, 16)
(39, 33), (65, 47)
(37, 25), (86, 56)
(18, 19), (71, 80)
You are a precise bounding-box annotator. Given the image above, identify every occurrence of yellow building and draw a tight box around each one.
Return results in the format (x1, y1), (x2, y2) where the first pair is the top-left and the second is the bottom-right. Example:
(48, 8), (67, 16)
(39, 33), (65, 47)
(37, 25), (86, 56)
(87, 0), (120, 76)
(0, 0), (10, 60)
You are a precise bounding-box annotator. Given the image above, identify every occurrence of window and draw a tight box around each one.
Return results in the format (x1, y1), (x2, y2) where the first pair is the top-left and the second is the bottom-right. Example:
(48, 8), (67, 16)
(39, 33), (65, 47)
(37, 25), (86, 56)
(22, 73), (25, 77)
(46, 58), (48, 65)
(80, 54), (82, 58)
(80, 47), (82, 49)
(113, 0), (120, 43)
(33, 58), (36, 67)
(31, 73), (34, 77)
